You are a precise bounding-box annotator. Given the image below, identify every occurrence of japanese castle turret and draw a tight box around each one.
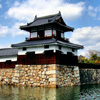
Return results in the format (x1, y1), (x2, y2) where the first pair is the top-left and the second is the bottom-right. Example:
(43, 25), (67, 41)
(0, 12), (83, 87)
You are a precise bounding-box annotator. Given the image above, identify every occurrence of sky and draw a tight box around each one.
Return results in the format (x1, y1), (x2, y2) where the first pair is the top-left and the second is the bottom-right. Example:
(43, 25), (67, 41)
(0, 0), (100, 57)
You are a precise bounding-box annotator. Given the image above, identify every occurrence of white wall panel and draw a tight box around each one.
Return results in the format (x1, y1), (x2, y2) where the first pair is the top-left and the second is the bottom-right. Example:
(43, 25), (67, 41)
(0, 56), (17, 62)
(62, 46), (77, 55)
(18, 45), (77, 56)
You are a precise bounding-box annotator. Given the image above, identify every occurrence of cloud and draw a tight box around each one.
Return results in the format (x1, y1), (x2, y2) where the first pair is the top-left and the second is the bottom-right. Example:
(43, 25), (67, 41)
(70, 26), (100, 56)
(6, 0), (85, 21)
(0, 23), (28, 37)
(0, 25), (9, 37)
(0, 4), (2, 8)
(88, 5), (100, 18)
(9, 22), (28, 37)
(88, 6), (94, 11)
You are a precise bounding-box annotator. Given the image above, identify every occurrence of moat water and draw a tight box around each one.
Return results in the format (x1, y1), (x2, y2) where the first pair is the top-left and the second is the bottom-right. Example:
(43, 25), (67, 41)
(0, 84), (100, 100)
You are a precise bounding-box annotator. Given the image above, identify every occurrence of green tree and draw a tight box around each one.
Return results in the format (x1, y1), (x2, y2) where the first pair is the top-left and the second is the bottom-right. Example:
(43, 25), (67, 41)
(78, 50), (100, 65)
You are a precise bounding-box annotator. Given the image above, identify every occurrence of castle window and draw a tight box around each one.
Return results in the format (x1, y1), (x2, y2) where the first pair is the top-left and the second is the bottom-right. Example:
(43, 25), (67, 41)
(31, 32), (37, 38)
(72, 48), (75, 52)
(44, 45), (49, 49)
(38, 30), (44, 38)
(58, 45), (61, 50)
(56, 31), (61, 38)
(23, 47), (27, 51)
(53, 30), (56, 36)
(61, 33), (64, 38)
(45, 30), (52, 37)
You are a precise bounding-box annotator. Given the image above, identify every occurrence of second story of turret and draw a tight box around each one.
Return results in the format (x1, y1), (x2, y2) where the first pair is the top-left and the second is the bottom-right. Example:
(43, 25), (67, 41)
(20, 12), (74, 41)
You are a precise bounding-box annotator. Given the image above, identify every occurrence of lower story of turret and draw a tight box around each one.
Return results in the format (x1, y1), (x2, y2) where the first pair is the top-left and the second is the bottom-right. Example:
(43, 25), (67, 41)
(0, 52), (78, 68)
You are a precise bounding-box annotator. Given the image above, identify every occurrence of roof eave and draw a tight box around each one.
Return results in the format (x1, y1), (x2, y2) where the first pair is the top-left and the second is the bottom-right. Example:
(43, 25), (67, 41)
(12, 41), (84, 50)
(54, 22), (74, 32)
(20, 21), (74, 32)
(0, 54), (18, 58)
(61, 44), (83, 49)
(20, 22), (54, 32)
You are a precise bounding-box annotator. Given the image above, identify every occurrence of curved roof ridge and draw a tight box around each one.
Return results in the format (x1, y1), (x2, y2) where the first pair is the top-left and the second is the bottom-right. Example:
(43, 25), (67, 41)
(35, 12), (60, 20)
(27, 12), (61, 25)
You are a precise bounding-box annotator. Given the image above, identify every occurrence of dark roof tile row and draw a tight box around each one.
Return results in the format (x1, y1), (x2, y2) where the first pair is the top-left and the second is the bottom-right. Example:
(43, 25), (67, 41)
(11, 38), (83, 49)
(0, 48), (18, 57)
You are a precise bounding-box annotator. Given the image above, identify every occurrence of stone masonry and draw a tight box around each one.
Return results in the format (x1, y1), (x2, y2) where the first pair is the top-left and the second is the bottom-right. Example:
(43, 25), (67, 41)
(80, 69), (100, 85)
(57, 65), (80, 86)
(0, 64), (80, 87)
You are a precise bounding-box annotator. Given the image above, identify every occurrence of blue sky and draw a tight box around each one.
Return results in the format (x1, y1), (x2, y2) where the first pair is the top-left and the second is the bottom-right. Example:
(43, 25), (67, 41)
(0, 0), (100, 56)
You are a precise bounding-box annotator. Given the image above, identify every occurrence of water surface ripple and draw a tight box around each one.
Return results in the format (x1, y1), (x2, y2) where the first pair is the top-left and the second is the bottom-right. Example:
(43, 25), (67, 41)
(0, 84), (100, 100)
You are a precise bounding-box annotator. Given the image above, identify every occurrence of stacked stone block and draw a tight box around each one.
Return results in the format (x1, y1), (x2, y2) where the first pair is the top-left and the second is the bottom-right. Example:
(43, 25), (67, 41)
(57, 65), (80, 87)
(0, 64), (80, 87)
(80, 69), (100, 85)
(11, 64), (57, 87)
(0, 69), (15, 85)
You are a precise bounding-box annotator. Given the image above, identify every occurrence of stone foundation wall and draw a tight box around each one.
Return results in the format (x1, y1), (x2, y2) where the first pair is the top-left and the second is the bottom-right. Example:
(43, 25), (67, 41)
(0, 69), (15, 85)
(12, 64), (57, 87)
(0, 64), (80, 87)
(57, 65), (80, 87)
(80, 69), (100, 85)
(1, 65), (100, 86)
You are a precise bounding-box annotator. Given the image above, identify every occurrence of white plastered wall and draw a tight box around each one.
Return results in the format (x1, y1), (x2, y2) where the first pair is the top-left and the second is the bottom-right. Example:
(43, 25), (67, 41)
(0, 56), (17, 62)
(18, 45), (56, 55)
(62, 46), (77, 55)
(18, 45), (77, 56)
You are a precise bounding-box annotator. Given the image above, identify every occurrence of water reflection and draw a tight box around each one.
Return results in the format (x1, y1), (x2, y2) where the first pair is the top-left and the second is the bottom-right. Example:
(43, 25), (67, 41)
(0, 86), (57, 100)
(0, 84), (100, 100)
(80, 84), (100, 100)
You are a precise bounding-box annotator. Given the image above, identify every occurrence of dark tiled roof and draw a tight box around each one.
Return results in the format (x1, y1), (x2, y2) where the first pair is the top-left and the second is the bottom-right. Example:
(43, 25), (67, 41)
(20, 12), (74, 31)
(0, 48), (18, 57)
(12, 38), (56, 47)
(57, 40), (83, 49)
(11, 38), (83, 49)
(20, 13), (61, 28)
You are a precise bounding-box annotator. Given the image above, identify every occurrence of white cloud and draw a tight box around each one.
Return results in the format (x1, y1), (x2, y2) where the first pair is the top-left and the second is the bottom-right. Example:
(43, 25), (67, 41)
(0, 23), (28, 37)
(9, 22), (28, 37)
(13, 1), (20, 6)
(0, 25), (9, 37)
(7, 0), (85, 21)
(88, 6), (94, 11)
(88, 5), (100, 18)
(0, 5), (1, 8)
(70, 26), (100, 56)
(88, 12), (96, 17)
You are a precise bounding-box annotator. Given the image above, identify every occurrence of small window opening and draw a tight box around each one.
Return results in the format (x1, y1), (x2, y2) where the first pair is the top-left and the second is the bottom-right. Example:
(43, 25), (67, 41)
(6, 60), (11, 64)
(56, 31), (61, 38)
(38, 30), (44, 38)
(44, 45), (49, 49)
(72, 48), (75, 52)
(23, 47), (27, 51)
(59, 45), (61, 50)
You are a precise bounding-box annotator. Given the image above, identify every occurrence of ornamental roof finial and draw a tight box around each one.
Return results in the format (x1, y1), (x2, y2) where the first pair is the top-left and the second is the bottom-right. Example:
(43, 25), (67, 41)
(59, 11), (61, 15)
(34, 15), (37, 20)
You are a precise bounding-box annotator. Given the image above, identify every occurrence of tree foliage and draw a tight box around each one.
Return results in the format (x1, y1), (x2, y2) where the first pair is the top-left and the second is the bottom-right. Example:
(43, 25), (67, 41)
(78, 50), (100, 65)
